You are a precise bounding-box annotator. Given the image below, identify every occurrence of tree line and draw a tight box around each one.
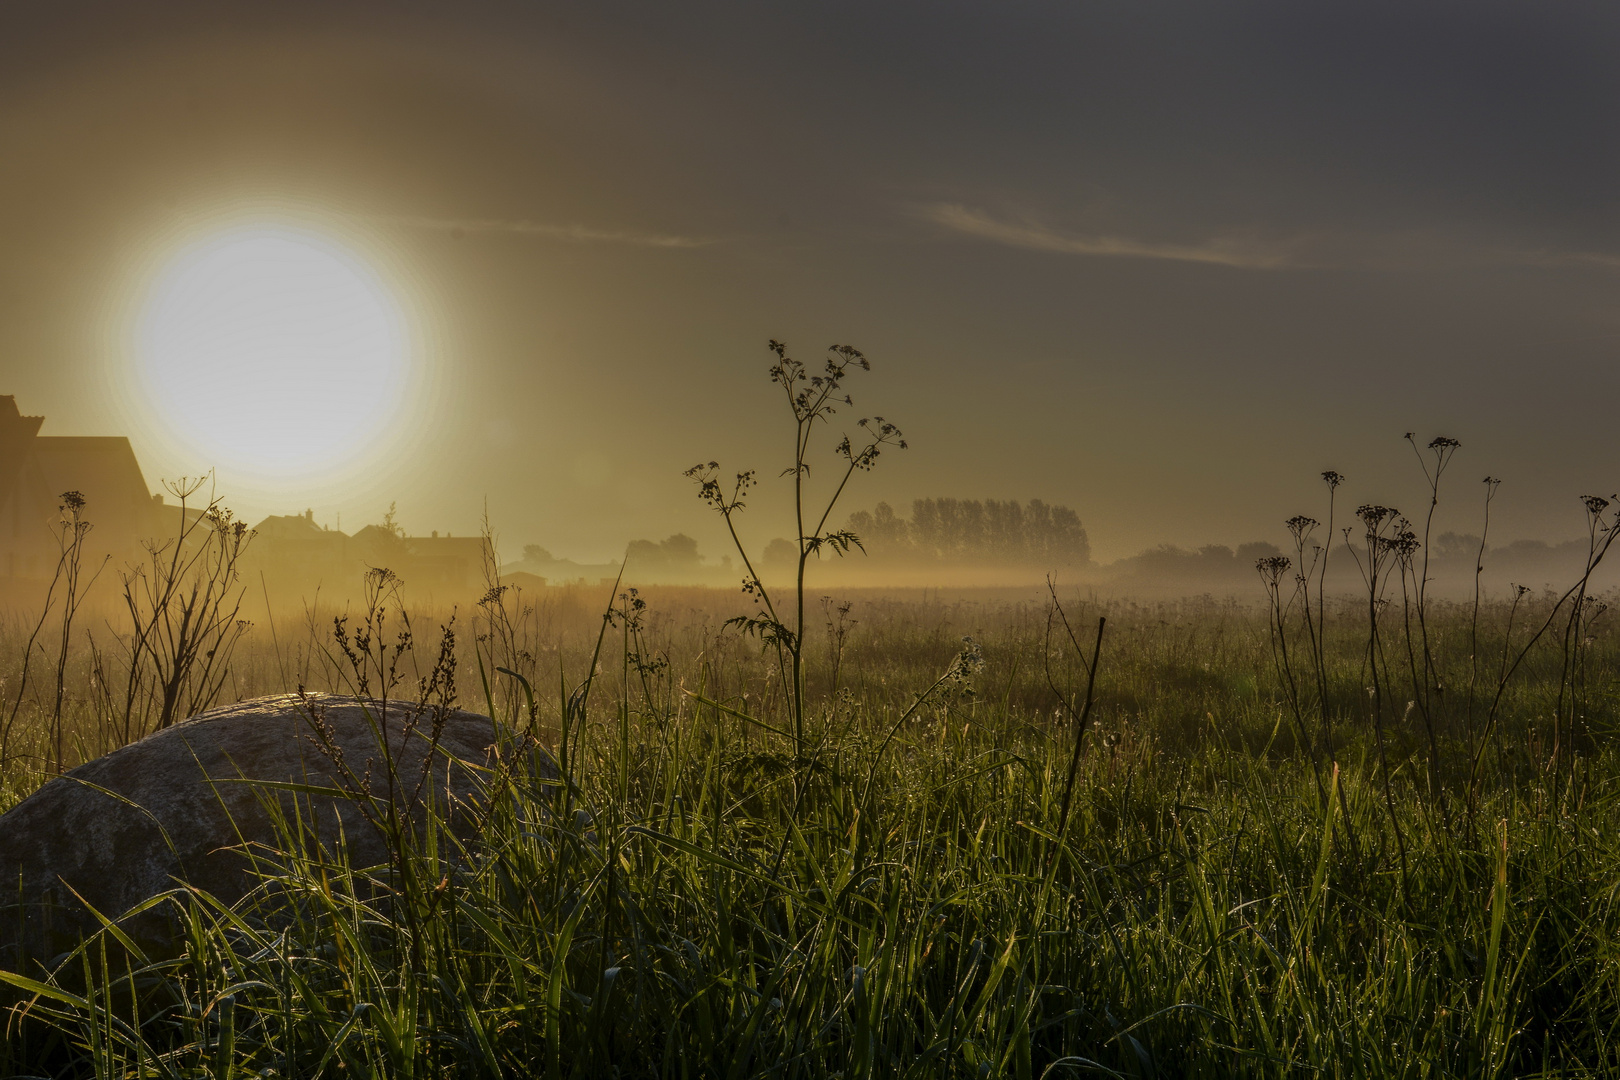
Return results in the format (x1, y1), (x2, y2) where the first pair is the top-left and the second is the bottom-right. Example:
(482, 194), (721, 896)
(844, 497), (1091, 566)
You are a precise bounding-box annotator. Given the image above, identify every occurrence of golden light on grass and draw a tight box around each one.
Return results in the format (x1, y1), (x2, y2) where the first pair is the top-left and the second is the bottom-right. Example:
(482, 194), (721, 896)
(128, 223), (419, 497)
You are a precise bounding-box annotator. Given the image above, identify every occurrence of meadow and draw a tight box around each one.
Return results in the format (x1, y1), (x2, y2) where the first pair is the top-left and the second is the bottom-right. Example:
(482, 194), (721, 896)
(2, 349), (1620, 1077)
(0, 562), (1617, 1077)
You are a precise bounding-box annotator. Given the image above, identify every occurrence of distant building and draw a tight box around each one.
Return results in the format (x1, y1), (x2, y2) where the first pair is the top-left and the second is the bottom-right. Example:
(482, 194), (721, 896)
(344, 523), (492, 596)
(0, 395), (163, 579)
(250, 514), (493, 602)
(254, 509), (349, 561)
(0, 395), (495, 600)
(399, 534), (490, 595)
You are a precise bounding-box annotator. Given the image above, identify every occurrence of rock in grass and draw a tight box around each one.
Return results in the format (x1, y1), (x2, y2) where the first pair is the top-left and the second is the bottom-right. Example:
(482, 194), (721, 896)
(0, 693), (543, 972)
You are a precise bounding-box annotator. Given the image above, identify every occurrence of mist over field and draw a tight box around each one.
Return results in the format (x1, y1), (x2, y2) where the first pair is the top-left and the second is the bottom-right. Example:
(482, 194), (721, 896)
(6, 2), (1620, 1075)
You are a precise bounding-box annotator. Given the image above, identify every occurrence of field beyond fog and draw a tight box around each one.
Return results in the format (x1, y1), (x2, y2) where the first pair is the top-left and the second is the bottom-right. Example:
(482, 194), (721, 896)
(1, 542), (1620, 1076)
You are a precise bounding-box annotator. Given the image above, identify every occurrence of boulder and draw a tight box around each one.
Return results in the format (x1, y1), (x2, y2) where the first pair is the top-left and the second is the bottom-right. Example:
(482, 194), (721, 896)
(0, 693), (544, 972)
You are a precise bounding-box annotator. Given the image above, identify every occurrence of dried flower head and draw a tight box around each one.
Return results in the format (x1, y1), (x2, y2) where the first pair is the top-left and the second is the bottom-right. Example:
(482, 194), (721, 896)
(365, 565), (401, 589)
(940, 635), (986, 699)
(1255, 555), (1293, 588)
(1356, 504), (1397, 530)
(1382, 526), (1420, 562)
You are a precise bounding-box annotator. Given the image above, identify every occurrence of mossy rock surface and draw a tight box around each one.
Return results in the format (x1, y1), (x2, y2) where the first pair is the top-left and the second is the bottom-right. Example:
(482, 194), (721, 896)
(0, 693), (535, 972)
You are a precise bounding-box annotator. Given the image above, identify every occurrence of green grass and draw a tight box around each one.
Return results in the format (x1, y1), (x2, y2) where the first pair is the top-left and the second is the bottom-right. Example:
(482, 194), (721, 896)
(2, 584), (1620, 1077)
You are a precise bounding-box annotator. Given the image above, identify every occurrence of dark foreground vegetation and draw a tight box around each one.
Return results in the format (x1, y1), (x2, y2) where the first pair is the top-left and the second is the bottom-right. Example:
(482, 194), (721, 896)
(3, 346), (1620, 1076)
(0, 573), (1616, 1078)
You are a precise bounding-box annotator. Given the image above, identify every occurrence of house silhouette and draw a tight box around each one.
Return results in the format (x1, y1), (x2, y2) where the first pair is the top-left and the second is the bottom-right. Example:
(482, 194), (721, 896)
(250, 513), (492, 599)
(0, 395), (495, 600)
(0, 395), (164, 579)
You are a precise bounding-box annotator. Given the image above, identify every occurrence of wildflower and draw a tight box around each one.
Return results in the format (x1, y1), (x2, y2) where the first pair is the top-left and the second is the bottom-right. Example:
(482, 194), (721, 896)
(1356, 504), (1397, 531)
(955, 635), (985, 675)
(1285, 515), (1318, 542)
(941, 635), (985, 698)
(365, 566), (400, 589)
(1255, 555), (1292, 587)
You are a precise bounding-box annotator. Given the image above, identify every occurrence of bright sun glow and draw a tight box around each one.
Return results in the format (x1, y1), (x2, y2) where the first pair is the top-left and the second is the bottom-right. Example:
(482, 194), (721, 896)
(134, 226), (414, 486)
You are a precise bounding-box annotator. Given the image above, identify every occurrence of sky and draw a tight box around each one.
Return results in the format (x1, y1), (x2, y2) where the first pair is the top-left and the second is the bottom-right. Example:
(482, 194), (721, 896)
(2, 1), (1619, 564)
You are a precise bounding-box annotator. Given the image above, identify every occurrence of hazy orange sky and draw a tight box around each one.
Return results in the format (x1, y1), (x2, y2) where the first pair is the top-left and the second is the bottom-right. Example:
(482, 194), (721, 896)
(3, 2), (1619, 563)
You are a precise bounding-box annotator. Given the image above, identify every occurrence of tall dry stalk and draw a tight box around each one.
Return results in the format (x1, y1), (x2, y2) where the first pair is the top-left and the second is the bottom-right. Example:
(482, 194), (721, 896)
(1466, 494), (1620, 810)
(1466, 476), (1502, 754)
(118, 478), (255, 737)
(1345, 503), (1413, 891)
(1403, 434), (1460, 745)
(1042, 581), (1105, 872)
(0, 490), (106, 773)
(686, 340), (904, 747)
(1313, 471), (1343, 757)
(1257, 552), (1327, 801)
(47, 492), (105, 772)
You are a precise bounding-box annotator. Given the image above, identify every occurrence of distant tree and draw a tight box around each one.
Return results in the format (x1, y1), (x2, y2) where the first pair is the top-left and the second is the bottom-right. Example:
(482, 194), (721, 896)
(659, 533), (699, 563)
(846, 496), (1090, 566)
(956, 500), (986, 557)
(873, 502), (907, 544)
(625, 533), (705, 574)
(1031, 501), (1090, 565)
(1234, 541), (1283, 563)
(1114, 540), (1283, 580)
(763, 537), (798, 566)
(910, 498), (943, 557)
(1129, 544), (1198, 576)
(1433, 532), (1483, 560)
(986, 499), (1026, 558)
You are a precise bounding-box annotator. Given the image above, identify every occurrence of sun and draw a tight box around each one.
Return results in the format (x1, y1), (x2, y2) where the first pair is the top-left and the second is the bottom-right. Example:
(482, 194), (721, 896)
(131, 224), (416, 491)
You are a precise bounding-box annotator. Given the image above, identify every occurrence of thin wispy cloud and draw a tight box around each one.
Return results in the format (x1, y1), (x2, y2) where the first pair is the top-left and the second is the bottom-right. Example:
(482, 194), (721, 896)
(387, 215), (716, 248)
(1510, 249), (1620, 271)
(920, 203), (1301, 270)
(920, 203), (1620, 276)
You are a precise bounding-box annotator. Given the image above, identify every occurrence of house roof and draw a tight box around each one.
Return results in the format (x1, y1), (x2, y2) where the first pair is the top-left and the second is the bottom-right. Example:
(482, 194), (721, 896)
(29, 436), (152, 513)
(250, 513), (342, 541)
(0, 396), (45, 517)
(0, 396), (158, 544)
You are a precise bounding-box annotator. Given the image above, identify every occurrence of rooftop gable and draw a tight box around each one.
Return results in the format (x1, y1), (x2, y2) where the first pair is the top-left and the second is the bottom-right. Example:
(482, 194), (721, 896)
(251, 512), (343, 541)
